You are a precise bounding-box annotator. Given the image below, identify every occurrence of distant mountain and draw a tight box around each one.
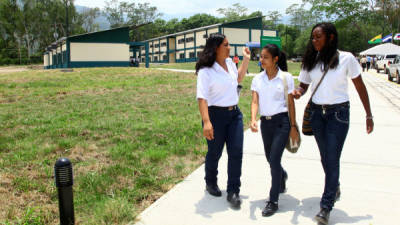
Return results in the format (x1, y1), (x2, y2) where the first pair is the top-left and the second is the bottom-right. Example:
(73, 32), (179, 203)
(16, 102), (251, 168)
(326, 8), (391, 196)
(75, 5), (110, 30)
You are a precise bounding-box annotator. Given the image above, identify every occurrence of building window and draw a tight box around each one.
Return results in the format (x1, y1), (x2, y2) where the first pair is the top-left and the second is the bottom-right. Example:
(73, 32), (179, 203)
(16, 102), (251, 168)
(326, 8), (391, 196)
(154, 56), (158, 61)
(178, 38), (185, 44)
(189, 52), (195, 58)
(155, 44), (160, 48)
(163, 55), (167, 60)
(179, 53), (185, 59)
(149, 44), (153, 48)
(203, 34), (208, 38)
(161, 42), (167, 47)
(186, 37), (194, 42)
(197, 51), (202, 57)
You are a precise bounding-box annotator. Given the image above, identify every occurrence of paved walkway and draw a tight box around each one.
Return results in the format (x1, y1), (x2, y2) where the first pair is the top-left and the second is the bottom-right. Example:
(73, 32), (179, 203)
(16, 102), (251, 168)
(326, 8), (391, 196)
(132, 71), (400, 225)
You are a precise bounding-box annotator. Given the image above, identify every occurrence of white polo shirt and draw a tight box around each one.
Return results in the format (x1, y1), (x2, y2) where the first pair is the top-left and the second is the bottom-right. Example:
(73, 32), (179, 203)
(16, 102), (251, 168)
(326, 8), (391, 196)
(196, 58), (239, 106)
(298, 50), (361, 105)
(251, 69), (295, 116)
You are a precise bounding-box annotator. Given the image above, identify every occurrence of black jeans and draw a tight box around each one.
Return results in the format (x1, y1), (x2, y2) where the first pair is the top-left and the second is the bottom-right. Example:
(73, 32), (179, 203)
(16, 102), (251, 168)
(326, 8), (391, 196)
(310, 102), (350, 211)
(204, 107), (243, 194)
(260, 112), (290, 202)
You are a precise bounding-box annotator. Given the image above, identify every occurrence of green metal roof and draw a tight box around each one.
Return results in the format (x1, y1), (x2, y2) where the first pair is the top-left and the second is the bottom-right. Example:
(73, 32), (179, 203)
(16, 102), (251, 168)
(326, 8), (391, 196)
(221, 16), (263, 29)
(67, 26), (130, 43)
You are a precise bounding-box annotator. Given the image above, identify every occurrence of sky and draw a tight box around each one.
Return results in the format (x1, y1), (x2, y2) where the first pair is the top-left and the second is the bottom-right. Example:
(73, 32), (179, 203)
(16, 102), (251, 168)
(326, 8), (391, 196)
(74, 0), (303, 20)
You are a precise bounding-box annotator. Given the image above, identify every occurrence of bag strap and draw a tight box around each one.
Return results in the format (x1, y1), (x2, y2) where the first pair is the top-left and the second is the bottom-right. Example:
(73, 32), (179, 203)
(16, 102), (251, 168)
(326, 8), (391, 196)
(282, 72), (292, 124)
(308, 51), (339, 101)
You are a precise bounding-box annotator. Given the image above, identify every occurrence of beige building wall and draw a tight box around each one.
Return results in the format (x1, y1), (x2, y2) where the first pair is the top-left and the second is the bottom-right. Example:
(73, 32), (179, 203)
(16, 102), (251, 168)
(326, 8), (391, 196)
(176, 34), (185, 49)
(185, 33), (194, 48)
(251, 30), (261, 42)
(70, 43), (129, 62)
(160, 38), (167, 53)
(43, 54), (48, 67)
(224, 28), (248, 44)
(176, 50), (184, 59)
(195, 30), (206, 47)
(208, 28), (219, 36)
(263, 30), (276, 37)
(49, 52), (53, 65)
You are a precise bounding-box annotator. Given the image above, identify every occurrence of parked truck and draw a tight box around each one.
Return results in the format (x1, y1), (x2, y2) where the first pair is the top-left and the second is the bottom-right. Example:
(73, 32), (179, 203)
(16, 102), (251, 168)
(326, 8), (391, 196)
(388, 55), (400, 84)
(376, 54), (397, 73)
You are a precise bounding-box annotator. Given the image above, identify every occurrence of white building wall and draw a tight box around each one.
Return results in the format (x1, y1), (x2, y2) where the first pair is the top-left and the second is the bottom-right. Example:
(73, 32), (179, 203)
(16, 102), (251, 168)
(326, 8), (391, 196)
(70, 43), (129, 62)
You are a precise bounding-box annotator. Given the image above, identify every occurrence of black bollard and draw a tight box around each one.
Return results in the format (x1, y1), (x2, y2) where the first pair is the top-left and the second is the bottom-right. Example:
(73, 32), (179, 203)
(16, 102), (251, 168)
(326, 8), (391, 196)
(54, 158), (75, 225)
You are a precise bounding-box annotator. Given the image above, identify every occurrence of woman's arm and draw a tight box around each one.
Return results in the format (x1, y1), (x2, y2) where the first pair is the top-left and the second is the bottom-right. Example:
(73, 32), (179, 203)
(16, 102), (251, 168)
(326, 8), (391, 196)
(237, 47), (251, 83)
(198, 98), (214, 140)
(352, 75), (374, 134)
(292, 82), (310, 99)
(250, 91), (259, 132)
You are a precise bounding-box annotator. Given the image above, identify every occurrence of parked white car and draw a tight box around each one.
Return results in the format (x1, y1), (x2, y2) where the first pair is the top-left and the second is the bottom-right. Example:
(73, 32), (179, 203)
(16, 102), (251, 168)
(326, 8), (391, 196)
(376, 54), (397, 73)
(388, 55), (400, 84)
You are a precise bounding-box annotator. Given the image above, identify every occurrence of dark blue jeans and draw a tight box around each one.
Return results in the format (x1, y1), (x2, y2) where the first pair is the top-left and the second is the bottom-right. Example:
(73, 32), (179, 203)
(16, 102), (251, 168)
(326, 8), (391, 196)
(204, 107), (243, 194)
(260, 112), (290, 203)
(310, 102), (350, 211)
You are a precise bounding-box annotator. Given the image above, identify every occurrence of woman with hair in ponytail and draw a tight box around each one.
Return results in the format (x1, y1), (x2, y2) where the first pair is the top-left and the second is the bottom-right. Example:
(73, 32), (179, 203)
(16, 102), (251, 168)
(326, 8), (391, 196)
(293, 22), (373, 225)
(196, 33), (250, 208)
(250, 44), (298, 217)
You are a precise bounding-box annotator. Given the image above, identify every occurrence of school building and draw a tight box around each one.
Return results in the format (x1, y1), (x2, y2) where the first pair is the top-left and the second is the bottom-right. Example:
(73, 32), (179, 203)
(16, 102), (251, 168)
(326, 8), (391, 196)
(137, 17), (277, 64)
(43, 27), (134, 69)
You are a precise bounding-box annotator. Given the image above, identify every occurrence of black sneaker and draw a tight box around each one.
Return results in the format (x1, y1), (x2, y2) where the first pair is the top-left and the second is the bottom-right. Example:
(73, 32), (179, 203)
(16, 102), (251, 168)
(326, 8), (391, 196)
(315, 208), (330, 225)
(280, 172), (288, 193)
(206, 184), (222, 197)
(227, 192), (241, 208)
(262, 201), (278, 217)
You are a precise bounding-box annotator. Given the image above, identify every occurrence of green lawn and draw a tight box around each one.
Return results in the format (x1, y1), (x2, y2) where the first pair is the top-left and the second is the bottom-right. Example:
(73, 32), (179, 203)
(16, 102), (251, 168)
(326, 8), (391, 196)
(0, 67), (254, 224)
(149, 60), (302, 76)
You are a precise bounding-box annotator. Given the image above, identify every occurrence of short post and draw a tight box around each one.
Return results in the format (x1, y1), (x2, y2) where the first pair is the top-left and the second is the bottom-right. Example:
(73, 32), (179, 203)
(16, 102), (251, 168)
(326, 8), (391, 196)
(54, 158), (75, 225)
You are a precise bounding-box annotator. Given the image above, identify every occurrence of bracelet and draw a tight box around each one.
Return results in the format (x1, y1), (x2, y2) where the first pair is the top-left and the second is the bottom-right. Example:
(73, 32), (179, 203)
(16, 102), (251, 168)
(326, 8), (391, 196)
(366, 116), (373, 120)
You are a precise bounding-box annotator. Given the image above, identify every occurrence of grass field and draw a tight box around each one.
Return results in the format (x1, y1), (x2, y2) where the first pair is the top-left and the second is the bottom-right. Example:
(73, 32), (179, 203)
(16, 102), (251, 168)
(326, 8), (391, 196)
(150, 60), (302, 76)
(0, 67), (255, 224)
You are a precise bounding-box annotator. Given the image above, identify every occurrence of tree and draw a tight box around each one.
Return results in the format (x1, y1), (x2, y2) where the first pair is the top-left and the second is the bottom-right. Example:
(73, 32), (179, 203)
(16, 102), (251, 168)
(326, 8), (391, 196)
(80, 7), (101, 33)
(217, 3), (248, 22)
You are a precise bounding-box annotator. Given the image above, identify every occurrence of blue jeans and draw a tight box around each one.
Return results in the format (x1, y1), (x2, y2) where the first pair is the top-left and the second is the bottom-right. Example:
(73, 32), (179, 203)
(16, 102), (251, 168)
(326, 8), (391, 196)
(260, 112), (290, 202)
(310, 102), (350, 211)
(204, 107), (243, 194)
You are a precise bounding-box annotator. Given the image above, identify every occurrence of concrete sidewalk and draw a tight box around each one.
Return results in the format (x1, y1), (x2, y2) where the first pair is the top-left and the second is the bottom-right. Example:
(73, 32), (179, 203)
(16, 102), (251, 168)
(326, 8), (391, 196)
(133, 71), (400, 225)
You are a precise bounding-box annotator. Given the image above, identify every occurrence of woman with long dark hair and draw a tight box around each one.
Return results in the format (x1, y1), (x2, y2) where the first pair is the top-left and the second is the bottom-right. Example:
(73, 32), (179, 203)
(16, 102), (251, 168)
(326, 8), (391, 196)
(250, 44), (298, 216)
(293, 22), (374, 224)
(196, 33), (250, 208)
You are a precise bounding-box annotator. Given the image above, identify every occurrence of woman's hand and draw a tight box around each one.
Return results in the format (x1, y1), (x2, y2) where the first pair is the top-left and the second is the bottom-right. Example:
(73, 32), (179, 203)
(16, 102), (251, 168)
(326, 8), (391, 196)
(243, 47), (251, 60)
(250, 120), (258, 132)
(203, 121), (214, 140)
(289, 127), (299, 144)
(292, 88), (303, 99)
(366, 118), (374, 134)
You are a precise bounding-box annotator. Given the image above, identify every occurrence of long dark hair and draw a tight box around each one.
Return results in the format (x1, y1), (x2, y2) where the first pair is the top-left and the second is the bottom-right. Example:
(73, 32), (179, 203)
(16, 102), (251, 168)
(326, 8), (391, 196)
(302, 22), (339, 72)
(263, 44), (288, 71)
(195, 33), (225, 74)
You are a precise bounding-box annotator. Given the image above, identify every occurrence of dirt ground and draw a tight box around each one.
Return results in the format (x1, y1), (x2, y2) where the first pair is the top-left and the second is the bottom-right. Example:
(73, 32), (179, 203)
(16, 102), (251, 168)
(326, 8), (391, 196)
(0, 65), (42, 74)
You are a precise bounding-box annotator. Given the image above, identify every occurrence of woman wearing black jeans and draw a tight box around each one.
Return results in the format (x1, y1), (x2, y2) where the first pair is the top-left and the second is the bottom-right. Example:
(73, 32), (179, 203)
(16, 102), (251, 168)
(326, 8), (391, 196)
(196, 34), (250, 208)
(250, 44), (299, 217)
(293, 22), (374, 225)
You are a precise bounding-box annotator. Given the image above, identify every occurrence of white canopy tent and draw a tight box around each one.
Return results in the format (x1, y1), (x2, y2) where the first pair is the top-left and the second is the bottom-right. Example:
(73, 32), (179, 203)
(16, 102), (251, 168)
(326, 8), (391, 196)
(360, 43), (400, 55)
